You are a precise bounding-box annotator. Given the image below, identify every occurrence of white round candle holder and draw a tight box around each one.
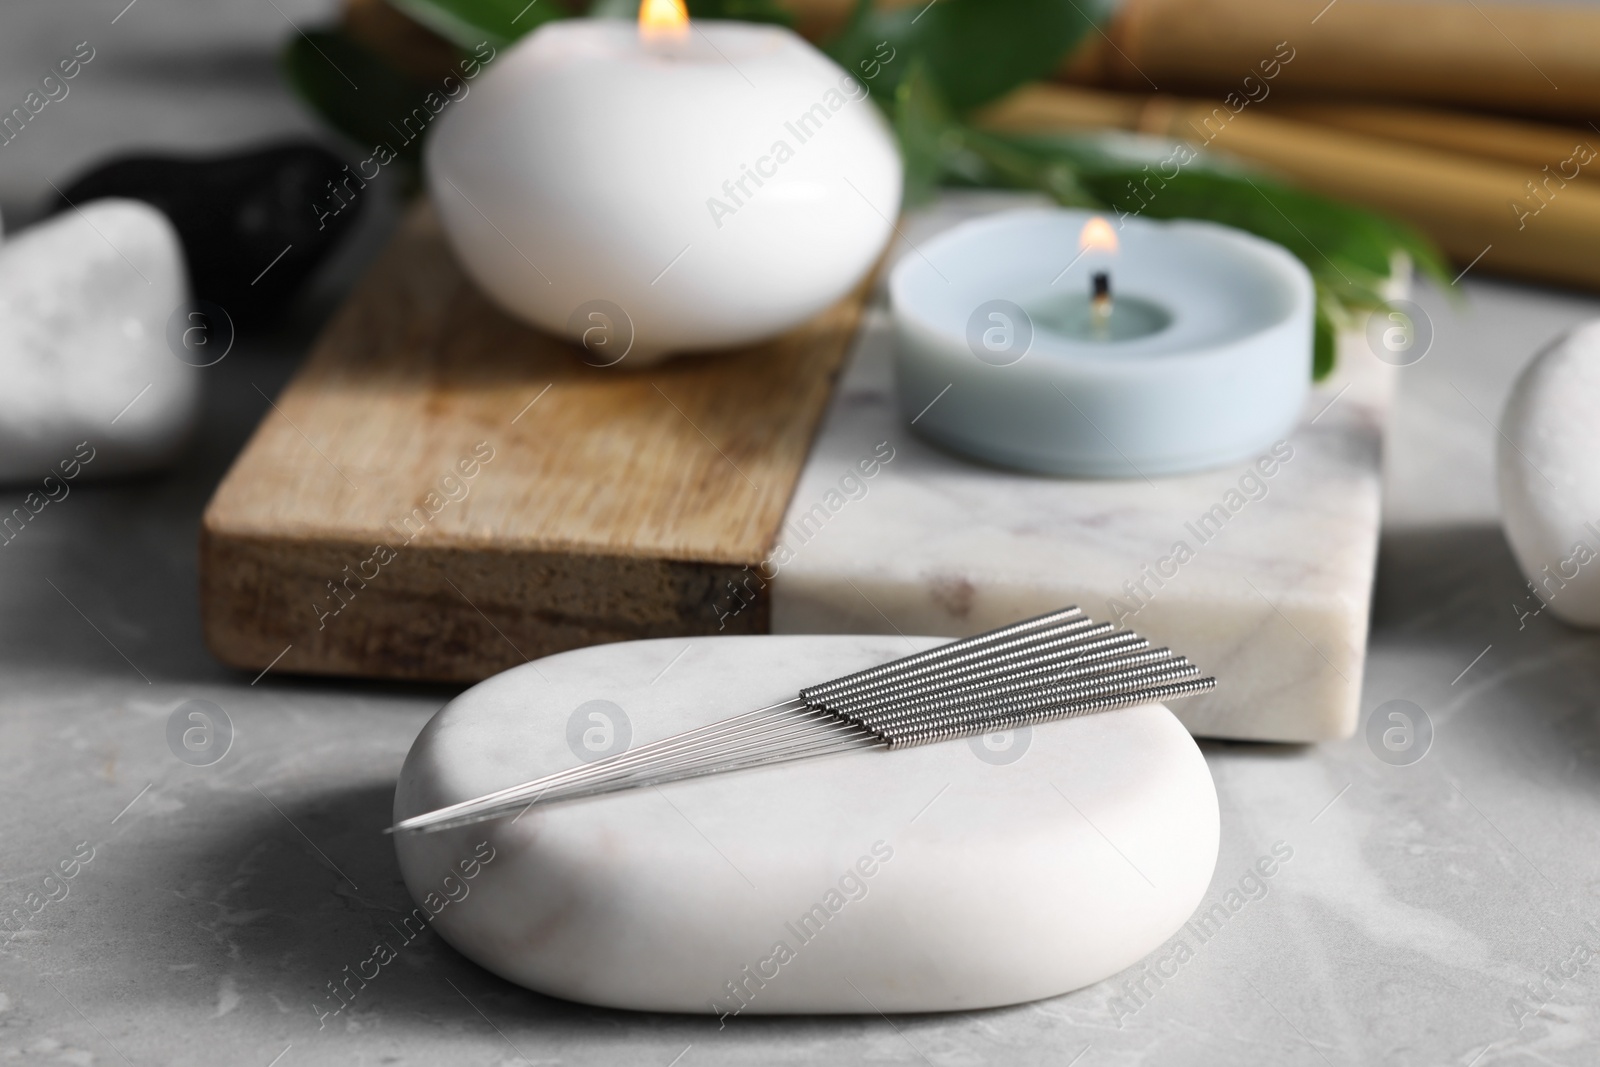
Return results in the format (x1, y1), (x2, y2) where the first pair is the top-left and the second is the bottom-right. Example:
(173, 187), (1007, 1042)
(427, 19), (902, 366)
(890, 209), (1314, 477)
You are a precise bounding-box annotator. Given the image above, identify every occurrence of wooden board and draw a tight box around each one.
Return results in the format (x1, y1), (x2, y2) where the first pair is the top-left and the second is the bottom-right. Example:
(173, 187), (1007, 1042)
(200, 205), (866, 683)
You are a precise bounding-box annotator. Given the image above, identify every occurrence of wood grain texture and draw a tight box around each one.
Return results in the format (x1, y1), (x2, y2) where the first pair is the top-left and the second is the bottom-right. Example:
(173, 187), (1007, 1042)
(200, 204), (866, 682)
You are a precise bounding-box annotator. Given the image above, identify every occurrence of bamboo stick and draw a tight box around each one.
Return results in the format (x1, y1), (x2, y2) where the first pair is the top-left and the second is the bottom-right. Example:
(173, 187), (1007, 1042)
(1264, 101), (1600, 179)
(1059, 0), (1600, 121)
(976, 83), (1600, 291)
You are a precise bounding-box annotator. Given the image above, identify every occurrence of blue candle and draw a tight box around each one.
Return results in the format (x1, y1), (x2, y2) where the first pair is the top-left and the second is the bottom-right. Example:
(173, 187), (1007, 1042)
(891, 209), (1313, 477)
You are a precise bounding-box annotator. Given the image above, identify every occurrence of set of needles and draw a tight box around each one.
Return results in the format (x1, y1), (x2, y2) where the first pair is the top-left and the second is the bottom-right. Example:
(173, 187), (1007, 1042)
(391, 606), (1215, 835)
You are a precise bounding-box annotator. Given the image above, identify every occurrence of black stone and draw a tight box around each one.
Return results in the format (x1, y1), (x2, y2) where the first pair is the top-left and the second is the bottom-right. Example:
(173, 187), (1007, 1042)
(50, 140), (367, 329)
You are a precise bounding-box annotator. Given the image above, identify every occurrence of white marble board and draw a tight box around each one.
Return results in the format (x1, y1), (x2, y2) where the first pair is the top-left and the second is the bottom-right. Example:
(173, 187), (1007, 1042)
(768, 194), (1396, 743)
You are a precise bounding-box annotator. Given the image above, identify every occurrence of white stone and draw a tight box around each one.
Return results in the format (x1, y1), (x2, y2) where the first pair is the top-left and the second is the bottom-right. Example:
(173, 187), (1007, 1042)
(392, 633), (1218, 1014)
(760, 192), (1399, 743)
(1498, 320), (1600, 627)
(0, 198), (197, 483)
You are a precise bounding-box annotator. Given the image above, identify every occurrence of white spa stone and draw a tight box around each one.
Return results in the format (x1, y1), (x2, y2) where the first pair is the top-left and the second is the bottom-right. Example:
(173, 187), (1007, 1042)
(393, 634), (1219, 1014)
(0, 199), (198, 483)
(1498, 320), (1600, 627)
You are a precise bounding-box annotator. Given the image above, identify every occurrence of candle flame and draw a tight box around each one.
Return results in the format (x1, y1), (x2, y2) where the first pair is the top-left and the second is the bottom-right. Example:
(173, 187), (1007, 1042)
(640, 0), (690, 41)
(1078, 216), (1118, 254)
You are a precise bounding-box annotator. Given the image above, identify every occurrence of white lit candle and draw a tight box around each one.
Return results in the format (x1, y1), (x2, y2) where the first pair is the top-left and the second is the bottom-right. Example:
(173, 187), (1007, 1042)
(891, 209), (1314, 476)
(427, 2), (902, 365)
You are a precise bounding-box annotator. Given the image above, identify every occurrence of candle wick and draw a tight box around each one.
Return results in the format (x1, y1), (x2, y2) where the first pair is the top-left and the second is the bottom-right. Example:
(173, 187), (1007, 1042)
(1091, 271), (1112, 337)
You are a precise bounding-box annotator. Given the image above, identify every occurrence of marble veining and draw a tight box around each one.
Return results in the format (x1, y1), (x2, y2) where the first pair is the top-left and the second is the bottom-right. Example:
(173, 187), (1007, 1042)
(772, 194), (1396, 742)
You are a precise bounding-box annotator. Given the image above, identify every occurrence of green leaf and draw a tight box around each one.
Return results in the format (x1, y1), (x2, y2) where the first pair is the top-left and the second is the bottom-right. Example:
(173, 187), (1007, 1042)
(826, 0), (1108, 112)
(281, 29), (435, 164)
(823, 1), (910, 104)
(389, 0), (564, 49)
(892, 65), (1098, 208)
(950, 127), (1102, 206)
(892, 62), (959, 207)
(1313, 303), (1337, 380)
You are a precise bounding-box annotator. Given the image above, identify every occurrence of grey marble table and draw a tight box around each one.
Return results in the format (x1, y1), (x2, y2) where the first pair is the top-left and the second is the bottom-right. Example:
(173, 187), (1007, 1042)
(2, 3), (1599, 1065)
